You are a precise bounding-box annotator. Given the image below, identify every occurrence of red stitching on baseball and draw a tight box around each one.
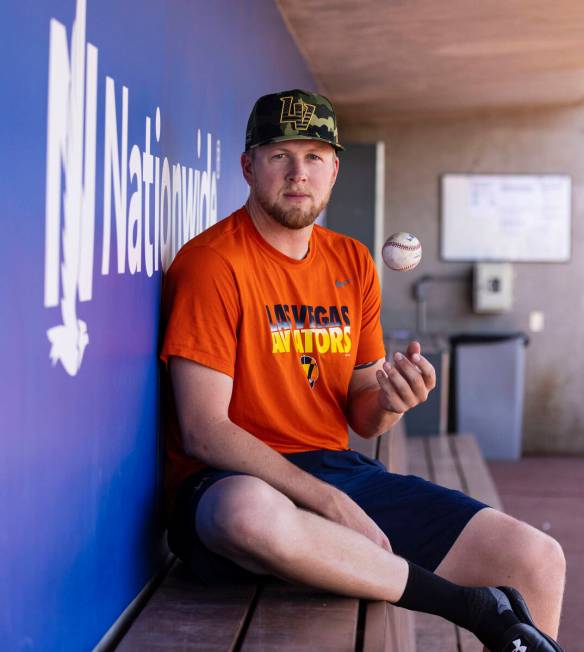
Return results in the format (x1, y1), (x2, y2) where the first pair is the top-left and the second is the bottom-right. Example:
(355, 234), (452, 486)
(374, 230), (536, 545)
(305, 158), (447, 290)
(386, 241), (420, 251)
(394, 262), (419, 271)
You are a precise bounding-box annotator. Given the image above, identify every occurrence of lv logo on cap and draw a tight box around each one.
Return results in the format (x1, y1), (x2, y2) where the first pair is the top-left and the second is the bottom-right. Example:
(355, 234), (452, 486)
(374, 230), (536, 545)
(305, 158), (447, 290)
(279, 96), (316, 131)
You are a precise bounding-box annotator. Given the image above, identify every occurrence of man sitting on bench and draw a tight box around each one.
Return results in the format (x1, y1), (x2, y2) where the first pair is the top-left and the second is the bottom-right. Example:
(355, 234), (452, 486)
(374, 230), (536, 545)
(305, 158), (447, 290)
(160, 89), (565, 652)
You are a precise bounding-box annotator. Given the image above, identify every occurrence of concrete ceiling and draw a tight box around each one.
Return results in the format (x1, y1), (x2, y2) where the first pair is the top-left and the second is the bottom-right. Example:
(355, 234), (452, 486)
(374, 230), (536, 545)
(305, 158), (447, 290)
(277, 0), (584, 125)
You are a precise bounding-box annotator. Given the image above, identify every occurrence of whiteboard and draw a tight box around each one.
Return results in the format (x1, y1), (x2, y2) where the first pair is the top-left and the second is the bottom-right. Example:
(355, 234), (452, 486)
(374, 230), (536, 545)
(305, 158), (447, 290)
(441, 174), (571, 262)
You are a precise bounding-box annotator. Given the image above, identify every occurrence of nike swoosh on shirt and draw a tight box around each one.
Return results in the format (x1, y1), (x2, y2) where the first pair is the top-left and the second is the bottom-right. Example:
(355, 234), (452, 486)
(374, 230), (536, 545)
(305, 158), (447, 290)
(335, 279), (351, 287)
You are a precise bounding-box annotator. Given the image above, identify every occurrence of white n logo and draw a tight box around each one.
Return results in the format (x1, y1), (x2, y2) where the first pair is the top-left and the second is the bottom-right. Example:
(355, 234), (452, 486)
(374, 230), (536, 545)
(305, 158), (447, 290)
(44, 0), (98, 375)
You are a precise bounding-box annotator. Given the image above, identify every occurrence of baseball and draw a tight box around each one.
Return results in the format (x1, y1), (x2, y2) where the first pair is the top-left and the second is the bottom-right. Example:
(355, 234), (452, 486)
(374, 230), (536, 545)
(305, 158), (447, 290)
(382, 232), (422, 271)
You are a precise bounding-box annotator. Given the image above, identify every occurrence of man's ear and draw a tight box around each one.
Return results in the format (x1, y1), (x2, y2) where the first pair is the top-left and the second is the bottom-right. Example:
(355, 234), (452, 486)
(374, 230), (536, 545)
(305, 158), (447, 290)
(241, 151), (253, 185)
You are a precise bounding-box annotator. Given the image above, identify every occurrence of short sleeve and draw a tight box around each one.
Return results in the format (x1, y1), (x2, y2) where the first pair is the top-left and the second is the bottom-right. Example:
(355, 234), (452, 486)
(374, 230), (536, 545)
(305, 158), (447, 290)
(355, 249), (386, 365)
(160, 245), (241, 377)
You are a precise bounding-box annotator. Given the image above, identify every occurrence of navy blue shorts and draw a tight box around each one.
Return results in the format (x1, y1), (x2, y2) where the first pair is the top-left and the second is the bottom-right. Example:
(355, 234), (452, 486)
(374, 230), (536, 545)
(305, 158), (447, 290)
(167, 449), (489, 584)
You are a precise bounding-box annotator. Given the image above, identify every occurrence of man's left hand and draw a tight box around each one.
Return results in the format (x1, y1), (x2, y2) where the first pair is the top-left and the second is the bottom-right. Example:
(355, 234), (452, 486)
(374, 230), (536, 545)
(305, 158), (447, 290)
(376, 341), (436, 415)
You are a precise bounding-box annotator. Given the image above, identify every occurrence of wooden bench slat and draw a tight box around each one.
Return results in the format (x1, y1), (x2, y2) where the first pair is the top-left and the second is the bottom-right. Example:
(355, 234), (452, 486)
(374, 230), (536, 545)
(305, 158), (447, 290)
(405, 436), (429, 479)
(116, 563), (256, 651)
(458, 625), (485, 652)
(386, 422), (408, 474)
(241, 582), (358, 652)
(362, 601), (391, 652)
(427, 436), (464, 492)
(362, 600), (415, 652)
(348, 428), (377, 458)
(451, 435), (504, 510)
(362, 601), (392, 652)
(415, 612), (458, 651)
(393, 606), (416, 652)
(377, 430), (391, 469)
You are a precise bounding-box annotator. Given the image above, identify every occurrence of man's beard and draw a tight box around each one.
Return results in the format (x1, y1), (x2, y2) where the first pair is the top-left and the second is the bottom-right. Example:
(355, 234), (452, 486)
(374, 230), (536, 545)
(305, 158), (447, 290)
(255, 187), (331, 230)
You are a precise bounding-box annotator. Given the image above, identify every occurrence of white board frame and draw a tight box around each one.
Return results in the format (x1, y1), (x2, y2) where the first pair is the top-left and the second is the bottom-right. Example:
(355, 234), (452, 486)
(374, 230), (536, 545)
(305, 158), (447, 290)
(441, 174), (572, 262)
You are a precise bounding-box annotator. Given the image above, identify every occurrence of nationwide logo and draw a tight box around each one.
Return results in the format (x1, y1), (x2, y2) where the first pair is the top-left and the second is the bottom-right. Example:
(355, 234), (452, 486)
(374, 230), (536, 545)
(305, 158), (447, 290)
(279, 96), (316, 131)
(44, 0), (220, 376)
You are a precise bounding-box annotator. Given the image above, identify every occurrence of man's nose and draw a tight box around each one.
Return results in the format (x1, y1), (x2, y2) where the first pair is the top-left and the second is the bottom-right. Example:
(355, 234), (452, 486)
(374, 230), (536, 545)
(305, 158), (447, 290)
(286, 157), (308, 183)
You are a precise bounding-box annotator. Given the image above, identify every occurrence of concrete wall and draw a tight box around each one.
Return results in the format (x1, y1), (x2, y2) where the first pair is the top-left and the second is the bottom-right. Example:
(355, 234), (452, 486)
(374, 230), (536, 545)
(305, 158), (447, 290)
(345, 105), (584, 454)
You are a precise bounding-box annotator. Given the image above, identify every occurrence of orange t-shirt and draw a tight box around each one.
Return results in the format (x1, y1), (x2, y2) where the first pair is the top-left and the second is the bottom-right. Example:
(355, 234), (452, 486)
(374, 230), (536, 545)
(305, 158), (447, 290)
(160, 207), (386, 508)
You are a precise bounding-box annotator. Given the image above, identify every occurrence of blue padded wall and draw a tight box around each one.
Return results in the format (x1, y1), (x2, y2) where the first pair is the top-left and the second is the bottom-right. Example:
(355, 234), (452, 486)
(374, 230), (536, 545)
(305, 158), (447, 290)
(0, 1), (314, 649)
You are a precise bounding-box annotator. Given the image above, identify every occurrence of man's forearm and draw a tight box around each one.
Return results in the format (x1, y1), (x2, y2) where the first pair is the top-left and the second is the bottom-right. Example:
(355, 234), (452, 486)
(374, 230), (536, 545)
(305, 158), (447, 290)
(183, 420), (344, 518)
(347, 387), (402, 439)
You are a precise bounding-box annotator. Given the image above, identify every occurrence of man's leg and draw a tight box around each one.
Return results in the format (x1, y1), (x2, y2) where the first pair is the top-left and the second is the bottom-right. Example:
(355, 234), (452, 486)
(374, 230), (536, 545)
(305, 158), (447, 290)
(434, 507), (566, 638)
(194, 474), (563, 651)
(195, 474), (409, 601)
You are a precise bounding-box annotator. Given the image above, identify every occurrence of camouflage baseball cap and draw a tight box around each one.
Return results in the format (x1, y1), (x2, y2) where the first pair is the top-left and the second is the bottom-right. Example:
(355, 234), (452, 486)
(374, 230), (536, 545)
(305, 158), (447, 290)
(245, 89), (343, 152)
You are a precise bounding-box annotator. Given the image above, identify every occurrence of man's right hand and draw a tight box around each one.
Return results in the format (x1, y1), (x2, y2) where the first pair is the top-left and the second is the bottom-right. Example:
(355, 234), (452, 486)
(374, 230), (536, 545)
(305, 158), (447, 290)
(321, 485), (392, 552)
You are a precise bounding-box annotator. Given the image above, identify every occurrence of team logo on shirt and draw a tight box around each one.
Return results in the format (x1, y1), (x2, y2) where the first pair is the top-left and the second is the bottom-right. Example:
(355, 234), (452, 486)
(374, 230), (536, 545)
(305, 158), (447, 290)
(265, 303), (352, 355)
(300, 355), (319, 389)
(265, 302), (352, 390)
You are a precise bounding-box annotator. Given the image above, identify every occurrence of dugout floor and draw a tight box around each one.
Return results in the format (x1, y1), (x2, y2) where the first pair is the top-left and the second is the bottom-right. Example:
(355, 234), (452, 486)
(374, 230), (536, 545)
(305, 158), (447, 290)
(488, 457), (584, 650)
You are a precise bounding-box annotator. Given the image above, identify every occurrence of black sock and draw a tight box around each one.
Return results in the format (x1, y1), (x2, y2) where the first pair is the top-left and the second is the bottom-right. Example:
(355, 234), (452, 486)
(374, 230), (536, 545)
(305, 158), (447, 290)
(394, 561), (519, 650)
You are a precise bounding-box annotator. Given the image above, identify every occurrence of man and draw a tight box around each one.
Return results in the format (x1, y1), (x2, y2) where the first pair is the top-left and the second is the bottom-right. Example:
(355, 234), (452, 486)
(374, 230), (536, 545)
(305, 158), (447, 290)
(160, 90), (565, 651)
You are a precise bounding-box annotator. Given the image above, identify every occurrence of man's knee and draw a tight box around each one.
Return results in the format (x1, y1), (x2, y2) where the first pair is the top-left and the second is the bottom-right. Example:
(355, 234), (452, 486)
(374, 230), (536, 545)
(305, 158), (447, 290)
(438, 508), (565, 589)
(487, 514), (566, 589)
(515, 520), (566, 582)
(196, 475), (296, 559)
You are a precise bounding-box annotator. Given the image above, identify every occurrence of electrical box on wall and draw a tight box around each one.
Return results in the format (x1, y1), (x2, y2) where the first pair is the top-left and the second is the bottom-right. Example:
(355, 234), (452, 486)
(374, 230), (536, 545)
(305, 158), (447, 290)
(473, 262), (513, 313)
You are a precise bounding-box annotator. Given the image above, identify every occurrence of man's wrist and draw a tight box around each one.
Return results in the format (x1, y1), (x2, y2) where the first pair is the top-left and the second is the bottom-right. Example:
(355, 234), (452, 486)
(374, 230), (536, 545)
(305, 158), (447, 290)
(377, 388), (404, 417)
(278, 462), (345, 519)
(310, 481), (346, 520)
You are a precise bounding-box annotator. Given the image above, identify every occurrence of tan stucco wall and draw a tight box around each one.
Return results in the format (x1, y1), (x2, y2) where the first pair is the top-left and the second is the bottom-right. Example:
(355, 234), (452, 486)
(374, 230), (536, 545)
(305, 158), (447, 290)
(345, 105), (584, 454)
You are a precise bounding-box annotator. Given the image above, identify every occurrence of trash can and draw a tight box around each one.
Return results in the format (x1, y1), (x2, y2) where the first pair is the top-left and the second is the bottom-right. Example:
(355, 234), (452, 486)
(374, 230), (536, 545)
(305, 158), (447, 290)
(449, 333), (529, 460)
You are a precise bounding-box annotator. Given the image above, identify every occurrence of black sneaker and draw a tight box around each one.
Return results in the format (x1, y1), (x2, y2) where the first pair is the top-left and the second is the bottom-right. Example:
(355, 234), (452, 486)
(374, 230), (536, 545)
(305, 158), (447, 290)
(498, 586), (564, 652)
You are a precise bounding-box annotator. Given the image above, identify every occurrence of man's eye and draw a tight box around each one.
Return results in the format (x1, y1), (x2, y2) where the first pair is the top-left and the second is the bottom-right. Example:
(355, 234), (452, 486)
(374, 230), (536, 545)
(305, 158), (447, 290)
(308, 154), (323, 161)
(272, 153), (286, 160)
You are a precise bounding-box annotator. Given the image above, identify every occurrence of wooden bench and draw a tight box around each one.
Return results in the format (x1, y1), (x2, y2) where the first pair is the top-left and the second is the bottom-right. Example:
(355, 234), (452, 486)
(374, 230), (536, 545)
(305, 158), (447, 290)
(112, 427), (502, 651)
(406, 434), (503, 652)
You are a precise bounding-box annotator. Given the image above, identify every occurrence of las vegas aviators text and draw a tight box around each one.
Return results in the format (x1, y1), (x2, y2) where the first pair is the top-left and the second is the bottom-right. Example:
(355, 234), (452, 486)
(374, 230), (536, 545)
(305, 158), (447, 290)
(266, 304), (352, 354)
